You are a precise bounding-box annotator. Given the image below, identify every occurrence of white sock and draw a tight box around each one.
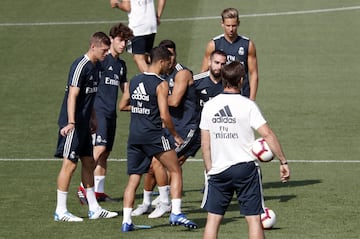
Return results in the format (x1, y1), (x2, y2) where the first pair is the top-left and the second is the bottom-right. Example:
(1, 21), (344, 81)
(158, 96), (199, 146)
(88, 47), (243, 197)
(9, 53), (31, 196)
(86, 187), (100, 211)
(158, 185), (170, 204)
(171, 198), (182, 215)
(94, 175), (105, 193)
(143, 190), (152, 205)
(55, 190), (68, 215)
(122, 208), (133, 224)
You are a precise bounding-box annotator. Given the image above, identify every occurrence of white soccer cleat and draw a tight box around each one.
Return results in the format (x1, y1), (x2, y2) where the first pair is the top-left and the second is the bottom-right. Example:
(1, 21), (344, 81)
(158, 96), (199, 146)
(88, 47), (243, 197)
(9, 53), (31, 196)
(131, 204), (152, 216)
(88, 207), (118, 219)
(151, 195), (161, 206)
(54, 211), (83, 222)
(148, 202), (171, 218)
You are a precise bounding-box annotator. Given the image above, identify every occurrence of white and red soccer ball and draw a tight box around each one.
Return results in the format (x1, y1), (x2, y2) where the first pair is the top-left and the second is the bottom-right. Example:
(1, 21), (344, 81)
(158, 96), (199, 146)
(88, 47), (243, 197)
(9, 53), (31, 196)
(261, 207), (277, 229)
(251, 138), (274, 162)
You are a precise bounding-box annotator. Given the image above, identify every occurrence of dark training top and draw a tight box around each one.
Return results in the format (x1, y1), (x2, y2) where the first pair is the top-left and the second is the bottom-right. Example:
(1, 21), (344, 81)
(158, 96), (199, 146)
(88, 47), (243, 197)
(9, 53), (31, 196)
(128, 72), (164, 144)
(93, 53), (127, 119)
(57, 55), (99, 128)
(213, 34), (250, 97)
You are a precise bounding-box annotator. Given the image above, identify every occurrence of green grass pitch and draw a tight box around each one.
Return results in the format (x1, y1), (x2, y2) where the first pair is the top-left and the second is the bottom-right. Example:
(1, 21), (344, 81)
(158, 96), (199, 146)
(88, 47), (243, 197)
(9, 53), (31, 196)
(0, 0), (360, 238)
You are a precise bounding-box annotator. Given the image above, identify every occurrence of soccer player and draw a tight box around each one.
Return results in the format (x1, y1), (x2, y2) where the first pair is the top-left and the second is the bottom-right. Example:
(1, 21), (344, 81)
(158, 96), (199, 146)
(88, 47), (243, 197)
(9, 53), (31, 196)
(194, 50), (227, 110)
(77, 23), (134, 204)
(54, 32), (118, 222)
(131, 39), (200, 219)
(110, 0), (166, 72)
(200, 7), (259, 100)
(200, 61), (290, 239)
(119, 46), (197, 232)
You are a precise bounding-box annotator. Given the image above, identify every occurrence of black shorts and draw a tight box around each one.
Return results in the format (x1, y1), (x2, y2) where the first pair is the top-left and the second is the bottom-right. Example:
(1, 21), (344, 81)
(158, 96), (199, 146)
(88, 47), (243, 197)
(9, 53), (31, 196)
(166, 126), (201, 158)
(127, 33), (156, 55)
(201, 161), (264, 216)
(54, 127), (93, 162)
(93, 113), (116, 151)
(127, 136), (174, 175)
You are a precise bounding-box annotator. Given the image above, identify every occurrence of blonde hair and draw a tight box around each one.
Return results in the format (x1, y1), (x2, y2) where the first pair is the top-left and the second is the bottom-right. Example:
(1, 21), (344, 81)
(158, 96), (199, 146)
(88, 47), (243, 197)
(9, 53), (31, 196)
(221, 8), (239, 22)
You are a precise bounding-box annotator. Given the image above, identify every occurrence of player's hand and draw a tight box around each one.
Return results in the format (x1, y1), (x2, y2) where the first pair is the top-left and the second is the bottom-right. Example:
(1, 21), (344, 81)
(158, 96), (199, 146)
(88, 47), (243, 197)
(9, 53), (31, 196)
(280, 164), (290, 183)
(60, 124), (75, 137)
(174, 135), (184, 147)
(110, 0), (119, 8)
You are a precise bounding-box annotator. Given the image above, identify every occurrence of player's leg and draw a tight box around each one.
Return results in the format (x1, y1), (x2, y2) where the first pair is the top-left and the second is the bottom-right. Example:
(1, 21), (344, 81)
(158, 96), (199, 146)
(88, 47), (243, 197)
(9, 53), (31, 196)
(203, 212), (223, 239)
(234, 161), (264, 239)
(132, 54), (149, 72)
(148, 158), (171, 218)
(54, 130), (83, 222)
(129, 34), (154, 72)
(131, 160), (155, 216)
(122, 144), (152, 232)
(92, 116), (116, 201)
(245, 215), (265, 239)
(155, 149), (197, 229)
(80, 132), (118, 220)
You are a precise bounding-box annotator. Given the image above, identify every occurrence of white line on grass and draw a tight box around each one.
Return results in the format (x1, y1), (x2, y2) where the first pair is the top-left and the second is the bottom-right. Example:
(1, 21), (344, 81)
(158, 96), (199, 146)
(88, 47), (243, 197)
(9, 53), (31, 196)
(0, 158), (360, 163)
(1, 5), (360, 27)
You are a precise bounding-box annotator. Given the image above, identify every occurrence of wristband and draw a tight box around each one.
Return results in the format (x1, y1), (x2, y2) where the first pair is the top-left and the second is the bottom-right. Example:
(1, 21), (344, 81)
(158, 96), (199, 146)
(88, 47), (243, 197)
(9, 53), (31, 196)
(69, 122), (75, 125)
(280, 161), (288, 165)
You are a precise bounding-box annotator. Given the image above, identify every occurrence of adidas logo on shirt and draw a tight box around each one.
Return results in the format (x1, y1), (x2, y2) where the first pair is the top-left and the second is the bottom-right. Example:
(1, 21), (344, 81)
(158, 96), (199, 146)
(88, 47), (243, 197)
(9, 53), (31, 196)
(132, 82), (149, 101)
(212, 105), (236, 123)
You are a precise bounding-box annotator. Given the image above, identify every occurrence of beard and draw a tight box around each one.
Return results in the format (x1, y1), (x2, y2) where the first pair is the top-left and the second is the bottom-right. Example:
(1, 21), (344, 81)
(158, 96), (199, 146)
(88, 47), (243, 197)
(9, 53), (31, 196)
(210, 68), (221, 78)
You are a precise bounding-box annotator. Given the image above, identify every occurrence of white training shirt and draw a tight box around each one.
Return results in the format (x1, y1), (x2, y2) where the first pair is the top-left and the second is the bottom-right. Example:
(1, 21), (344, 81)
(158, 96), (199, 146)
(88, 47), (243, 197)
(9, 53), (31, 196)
(128, 0), (157, 36)
(199, 93), (267, 175)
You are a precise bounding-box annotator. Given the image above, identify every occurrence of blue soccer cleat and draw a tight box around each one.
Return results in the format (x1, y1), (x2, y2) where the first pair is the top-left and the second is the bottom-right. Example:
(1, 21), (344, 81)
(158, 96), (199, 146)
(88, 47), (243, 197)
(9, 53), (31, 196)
(121, 223), (135, 232)
(169, 213), (198, 229)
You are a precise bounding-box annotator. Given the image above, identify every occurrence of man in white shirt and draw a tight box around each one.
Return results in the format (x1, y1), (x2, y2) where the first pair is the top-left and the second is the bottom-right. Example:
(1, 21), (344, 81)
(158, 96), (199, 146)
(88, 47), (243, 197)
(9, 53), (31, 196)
(110, 0), (166, 72)
(200, 61), (290, 239)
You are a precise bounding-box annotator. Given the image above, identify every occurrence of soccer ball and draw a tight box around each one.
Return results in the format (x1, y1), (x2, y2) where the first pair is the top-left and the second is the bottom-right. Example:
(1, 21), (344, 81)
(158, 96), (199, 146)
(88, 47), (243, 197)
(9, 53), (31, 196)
(261, 207), (276, 229)
(251, 138), (274, 162)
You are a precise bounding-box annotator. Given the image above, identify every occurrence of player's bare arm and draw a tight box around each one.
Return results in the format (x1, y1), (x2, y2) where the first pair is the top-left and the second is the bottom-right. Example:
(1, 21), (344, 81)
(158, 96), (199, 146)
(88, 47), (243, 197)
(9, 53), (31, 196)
(110, 0), (131, 12)
(60, 86), (80, 136)
(257, 124), (290, 182)
(200, 129), (212, 173)
(157, 81), (183, 145)
(156, 0), (166, 25)
(119, 84), (131, 111)
(200, 40), (215, 72)
(247, 40), (258, 101)
(167, 70), (192, 107)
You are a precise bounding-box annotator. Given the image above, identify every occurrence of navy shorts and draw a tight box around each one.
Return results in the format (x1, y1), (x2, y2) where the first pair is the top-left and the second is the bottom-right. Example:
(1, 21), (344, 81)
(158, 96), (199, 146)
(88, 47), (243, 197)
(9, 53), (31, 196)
(202, 161), (264, 216)
(127, 33), (156, 55)
(54, 127), (93, 163)
(166, 126), (201, 158)
(93, 113), (116, 151)
(127, 136), (174, 175)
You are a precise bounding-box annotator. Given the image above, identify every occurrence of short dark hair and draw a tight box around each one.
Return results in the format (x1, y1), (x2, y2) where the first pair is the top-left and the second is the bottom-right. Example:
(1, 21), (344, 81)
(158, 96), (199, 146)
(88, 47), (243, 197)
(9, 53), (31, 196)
(149, 46), (171, 64)
(90, 31), (111, 47)
(210, 49), (227, 60)
(221, 61), (245, 89)
(109, 22), (134, 41)
(158, 39), (176, 53)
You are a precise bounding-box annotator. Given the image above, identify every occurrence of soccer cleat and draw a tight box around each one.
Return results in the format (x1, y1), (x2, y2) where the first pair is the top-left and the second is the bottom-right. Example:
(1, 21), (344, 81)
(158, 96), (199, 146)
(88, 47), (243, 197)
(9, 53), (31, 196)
(88, 207), (118, 219)
(77, 186), (88, 205)
(131, 204), (152, 216)
(151, 195), (160, 206)
(95, 192), (118, 202)
(121, 223), (135, 232)
(169, 213), (198, 229)
(148, 202), (171, 218)
(54, 211), (83, 222)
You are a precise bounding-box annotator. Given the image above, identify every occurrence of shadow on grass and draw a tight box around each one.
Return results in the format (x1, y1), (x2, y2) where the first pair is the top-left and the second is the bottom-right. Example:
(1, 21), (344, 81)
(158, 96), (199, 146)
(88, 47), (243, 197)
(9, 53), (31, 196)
(262, 179), (322, 189)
